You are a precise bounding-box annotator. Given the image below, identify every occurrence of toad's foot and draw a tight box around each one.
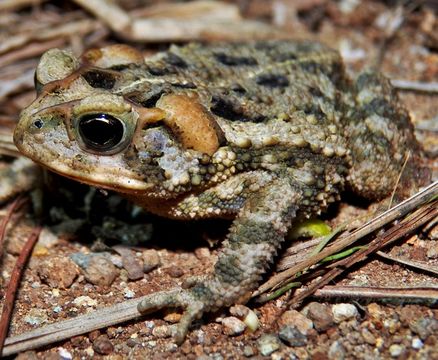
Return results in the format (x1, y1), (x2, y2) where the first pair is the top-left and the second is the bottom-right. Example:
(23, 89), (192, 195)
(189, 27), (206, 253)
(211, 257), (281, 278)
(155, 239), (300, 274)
(138, 288), (205, 344)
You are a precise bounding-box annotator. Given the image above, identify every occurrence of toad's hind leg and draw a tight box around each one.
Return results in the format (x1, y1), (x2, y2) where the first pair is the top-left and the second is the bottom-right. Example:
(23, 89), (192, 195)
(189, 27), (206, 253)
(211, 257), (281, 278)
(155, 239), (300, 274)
(138, 177), (300, 344)
(346, 71), (421, 200)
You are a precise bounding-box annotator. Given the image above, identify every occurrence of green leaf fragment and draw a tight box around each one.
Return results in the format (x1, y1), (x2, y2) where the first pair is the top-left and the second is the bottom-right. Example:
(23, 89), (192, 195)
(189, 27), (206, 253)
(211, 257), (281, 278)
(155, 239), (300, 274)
(288, 219), (332, 240)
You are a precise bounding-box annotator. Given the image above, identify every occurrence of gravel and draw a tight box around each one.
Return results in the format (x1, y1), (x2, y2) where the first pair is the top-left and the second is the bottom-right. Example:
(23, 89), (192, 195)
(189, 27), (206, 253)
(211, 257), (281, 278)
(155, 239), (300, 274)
(257, 334), (281, 356)
(82, 255), (119, 287)
(332, 303), (359, 323)
(305, 302), (334, 331)
(221, 316), (246, 336)
(36, 255), (79, 288)
(92, 335), (114, 355)
(389, 344), (404, 357)
(142, 249), (161, 273)
(279, 310), (313, 335)
(278, 326), (307, 347)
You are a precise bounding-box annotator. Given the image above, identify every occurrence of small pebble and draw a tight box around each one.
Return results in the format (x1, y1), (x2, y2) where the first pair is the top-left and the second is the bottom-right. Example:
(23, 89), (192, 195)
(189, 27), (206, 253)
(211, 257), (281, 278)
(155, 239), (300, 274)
(24, 309), (48, 326)
(278, 326), (307, 347)
(88, 330), (101, 342)
(243, 345), (254, 357)
(230, 305), (259, 332)
(332, 304), (358, 323)
(126, 338), (139, 348)
(83, 256), (119, 287)
(114, 247), (144, 280)
(164, 266), (184, 278)
(411, 337), (423, 349)
(36, 256), (79, 288)
(389, 344), (404, 357)
(58, 347), (72, 360)
(426, 241), (438, 259)
(361, 328), (376, 345)
(409, 317), (438, 339)
(72, 296), (98, 307)
(163, 311), (182, 323)
(305, 302), (334, 331)
(143, 249), (161, 273)
(367, 303), (384, 321)
(194, 247), (211, 260)
(123, 288), (135, 299)
(70, 335), (90, 349)
(144, 320), (155, 329)
(279, 310), (313, 335)
(165, 343), (178, 353)
(92, 335), (114, 355)
(84, 347), (94, 357)
(221, 316), (246, 336)
(152, 325), (174, 338)
(328, 341), (345, 360)
(257, 334), (281, 356)
(145, 340), (157, 349)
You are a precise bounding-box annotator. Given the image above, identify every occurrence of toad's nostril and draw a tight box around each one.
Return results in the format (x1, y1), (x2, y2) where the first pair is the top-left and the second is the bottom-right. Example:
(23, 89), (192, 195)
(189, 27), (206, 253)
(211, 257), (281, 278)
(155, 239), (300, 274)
(33, 120), (44, 129)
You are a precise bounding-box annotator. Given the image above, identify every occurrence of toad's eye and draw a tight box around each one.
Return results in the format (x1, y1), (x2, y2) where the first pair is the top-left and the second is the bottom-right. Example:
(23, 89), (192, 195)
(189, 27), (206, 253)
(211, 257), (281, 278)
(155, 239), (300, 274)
(78, 114), (125, 152)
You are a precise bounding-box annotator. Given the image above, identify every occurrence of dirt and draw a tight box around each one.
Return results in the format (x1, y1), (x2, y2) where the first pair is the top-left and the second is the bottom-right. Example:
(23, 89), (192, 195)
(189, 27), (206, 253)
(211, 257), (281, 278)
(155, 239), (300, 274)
(1, 1), (437, 359)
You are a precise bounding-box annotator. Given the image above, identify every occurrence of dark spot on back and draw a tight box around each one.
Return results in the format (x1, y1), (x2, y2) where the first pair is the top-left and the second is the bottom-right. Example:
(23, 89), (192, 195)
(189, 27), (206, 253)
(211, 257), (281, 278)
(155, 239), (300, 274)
(214, 52), (258, 66)
(230, 84), (247, 95)
(256, 73), (289, 88)
(254, 42), (278, 51)
(165, 52), (188, 68)
(211, 96), (245, 121)
(328, 61), (344, 86)
(295, 42), (322, 53)
(110, 64), (134, 71)
(356, 72), (382, 91)
(299, 60), (324, 74)
(276, 52), (298, 62)
(303, 104), (326, 121)
(171, 82), (197, 89)
(211, 95), (265, 122)
(126, 89), (167, 108)
(147, 65), (170, 76)
(309, 86), (323, 97)
(363, 98), (397, 118)
(82, 70), (117, 89)
(142, 90), (167, 108)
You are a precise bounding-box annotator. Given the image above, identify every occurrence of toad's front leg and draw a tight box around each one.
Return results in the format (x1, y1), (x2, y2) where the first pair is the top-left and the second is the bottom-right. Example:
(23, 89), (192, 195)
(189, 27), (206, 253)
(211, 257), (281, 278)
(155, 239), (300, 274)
(138, 176), (301, 344)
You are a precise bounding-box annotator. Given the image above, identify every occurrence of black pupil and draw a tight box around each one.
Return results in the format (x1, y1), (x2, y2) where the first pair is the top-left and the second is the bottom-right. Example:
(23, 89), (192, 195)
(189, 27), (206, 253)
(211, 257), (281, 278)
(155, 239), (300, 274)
(78, 114), (124, 151)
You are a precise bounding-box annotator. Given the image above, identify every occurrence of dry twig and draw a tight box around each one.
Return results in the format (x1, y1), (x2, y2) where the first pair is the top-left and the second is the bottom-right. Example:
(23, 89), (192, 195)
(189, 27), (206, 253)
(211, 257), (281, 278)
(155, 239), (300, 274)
(0, 196), (26, 253)
(0, 119), (19, 157)
(0, 226), (40, 355)
(313, 285), (438, 304)
(391, 79), (438, 93)
(376, 250), (438, 276)
(0, 20), (98, 55)
(0, 0), (46, 12)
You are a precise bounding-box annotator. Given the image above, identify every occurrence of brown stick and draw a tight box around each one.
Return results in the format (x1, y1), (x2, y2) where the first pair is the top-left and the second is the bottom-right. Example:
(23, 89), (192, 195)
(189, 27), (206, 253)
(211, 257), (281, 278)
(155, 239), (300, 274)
(0, 197), (26, 256)
(0, 226), (41, 355)
(313, 285), (438, 304)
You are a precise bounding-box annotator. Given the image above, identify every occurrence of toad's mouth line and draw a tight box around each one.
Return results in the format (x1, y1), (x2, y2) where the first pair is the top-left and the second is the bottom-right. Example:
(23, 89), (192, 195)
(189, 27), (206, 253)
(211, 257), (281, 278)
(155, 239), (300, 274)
(20, 144), (155, 194)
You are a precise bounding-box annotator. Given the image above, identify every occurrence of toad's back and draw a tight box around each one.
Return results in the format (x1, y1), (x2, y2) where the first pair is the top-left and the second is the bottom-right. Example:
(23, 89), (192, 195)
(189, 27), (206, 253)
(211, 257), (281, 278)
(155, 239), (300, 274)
(117, 41), (349, 152)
